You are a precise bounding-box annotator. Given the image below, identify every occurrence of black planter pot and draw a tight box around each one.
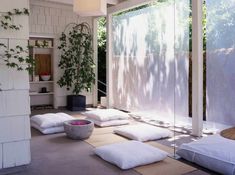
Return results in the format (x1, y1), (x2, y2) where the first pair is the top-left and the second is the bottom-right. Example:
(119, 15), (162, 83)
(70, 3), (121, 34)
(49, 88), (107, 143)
(67, 95), (86, 111)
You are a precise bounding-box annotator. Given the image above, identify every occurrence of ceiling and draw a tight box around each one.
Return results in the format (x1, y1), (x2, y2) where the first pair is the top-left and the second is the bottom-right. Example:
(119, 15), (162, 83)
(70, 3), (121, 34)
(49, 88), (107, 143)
(40, 0), (125, 6)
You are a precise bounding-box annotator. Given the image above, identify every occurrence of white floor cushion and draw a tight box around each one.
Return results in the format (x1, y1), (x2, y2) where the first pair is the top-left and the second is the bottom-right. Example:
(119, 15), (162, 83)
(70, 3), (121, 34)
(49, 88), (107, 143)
(87, 118), (129, 127)
(31, 113), (74, 129)
(177, 134), (235, 175)
(114, 124), (173, 141)
(95, 141), (168, 169)
(31, 122), (64, 134)
(83, 109), (129, 122)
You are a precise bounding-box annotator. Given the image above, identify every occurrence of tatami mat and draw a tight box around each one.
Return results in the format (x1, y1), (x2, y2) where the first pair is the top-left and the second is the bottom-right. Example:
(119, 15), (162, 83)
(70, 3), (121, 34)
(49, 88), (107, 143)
(146, 141), (174, 154)
(85, 133), (128, 147)
(134, 157), (196, 175)
(92, 127), (115, 135)
(84, 125), (197, 175)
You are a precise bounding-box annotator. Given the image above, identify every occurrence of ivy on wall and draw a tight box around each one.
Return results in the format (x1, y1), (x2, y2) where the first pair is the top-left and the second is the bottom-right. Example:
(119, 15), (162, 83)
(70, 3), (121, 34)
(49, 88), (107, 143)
(0, 8), (34, 73)
(0, 8), (29, 30)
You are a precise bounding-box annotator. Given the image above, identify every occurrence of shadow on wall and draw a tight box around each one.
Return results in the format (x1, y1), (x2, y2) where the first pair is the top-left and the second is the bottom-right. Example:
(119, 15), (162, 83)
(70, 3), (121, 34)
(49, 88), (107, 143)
(206, 0), (235, 126)
(111, 1), (189, 119)
(207, 48), (235, 125)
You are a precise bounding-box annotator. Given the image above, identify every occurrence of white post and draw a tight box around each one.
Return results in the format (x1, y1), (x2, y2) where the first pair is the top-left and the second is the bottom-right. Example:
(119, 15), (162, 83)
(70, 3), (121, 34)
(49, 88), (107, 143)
(93, 17), (98, 107)
(192, 0), (203, 136)
(106, 14), (113, 108)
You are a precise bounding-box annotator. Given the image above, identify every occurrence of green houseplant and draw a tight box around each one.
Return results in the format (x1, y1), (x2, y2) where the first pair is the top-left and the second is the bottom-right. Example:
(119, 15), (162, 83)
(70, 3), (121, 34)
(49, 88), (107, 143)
(57, 22), (95, 111)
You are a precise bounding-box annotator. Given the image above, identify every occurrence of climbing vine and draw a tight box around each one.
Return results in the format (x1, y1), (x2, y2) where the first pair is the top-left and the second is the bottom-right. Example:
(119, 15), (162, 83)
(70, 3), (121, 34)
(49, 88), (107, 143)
(0, 8), (29, 30)
(0, 8), (34, 73)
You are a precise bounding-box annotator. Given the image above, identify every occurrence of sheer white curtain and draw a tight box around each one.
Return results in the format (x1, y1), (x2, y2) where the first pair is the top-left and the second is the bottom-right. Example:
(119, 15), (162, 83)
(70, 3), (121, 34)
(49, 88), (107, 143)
(206, 0), (235, 127)
(111, 0), (189, 122)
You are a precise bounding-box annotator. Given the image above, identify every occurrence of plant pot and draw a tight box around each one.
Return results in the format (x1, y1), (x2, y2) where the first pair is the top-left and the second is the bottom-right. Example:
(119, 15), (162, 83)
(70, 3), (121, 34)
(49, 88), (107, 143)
(67, 95), (86, 111)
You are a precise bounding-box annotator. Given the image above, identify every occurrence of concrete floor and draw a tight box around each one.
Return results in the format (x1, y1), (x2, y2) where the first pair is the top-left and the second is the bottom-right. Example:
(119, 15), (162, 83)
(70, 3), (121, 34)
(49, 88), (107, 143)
(0, 108), (217, 175)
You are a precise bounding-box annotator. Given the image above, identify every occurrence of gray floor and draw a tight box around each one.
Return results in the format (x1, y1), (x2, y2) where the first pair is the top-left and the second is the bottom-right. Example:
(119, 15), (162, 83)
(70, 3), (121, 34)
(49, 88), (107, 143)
(22, 129), (140, 175)
(0, 109), (217, 175)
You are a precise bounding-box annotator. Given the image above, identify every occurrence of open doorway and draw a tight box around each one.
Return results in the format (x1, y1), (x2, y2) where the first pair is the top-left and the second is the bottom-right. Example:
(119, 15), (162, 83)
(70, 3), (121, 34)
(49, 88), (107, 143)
(97, 17), (107, 105)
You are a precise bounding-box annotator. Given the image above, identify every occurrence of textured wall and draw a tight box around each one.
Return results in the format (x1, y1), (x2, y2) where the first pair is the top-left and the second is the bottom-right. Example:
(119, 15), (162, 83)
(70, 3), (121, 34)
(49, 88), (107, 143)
(29, 0), (94, 107)
(0, 0), (31, 169)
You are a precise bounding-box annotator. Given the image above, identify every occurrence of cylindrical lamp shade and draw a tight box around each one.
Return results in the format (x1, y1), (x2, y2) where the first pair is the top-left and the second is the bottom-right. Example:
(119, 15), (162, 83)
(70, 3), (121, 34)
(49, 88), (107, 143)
(73, 0), (107, 16)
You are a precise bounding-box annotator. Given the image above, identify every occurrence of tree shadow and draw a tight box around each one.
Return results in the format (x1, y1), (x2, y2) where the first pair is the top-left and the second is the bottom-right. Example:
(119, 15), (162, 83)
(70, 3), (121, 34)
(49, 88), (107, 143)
(111, 1), (190, 123)
(206, 0), (235, 126)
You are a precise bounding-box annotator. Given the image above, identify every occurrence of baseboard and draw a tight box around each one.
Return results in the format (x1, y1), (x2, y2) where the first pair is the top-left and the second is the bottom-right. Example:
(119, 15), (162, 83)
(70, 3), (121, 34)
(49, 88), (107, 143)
(0, 165), (27, 175)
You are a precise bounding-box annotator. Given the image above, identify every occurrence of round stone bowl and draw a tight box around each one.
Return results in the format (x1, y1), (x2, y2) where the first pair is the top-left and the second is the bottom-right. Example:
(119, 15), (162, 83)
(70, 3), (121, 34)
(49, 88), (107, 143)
(64, 119), (94, 140)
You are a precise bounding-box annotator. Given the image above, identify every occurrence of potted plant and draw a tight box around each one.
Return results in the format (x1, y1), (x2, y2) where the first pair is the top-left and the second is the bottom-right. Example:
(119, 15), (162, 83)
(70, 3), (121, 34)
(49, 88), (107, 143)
(57, 22), (95, 111)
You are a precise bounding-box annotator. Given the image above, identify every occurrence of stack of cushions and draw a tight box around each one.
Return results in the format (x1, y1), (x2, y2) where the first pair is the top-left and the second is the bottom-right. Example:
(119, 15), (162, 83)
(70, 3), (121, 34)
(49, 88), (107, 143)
(177, 134), (235, 175)
(84, 109), (130, 127)
(95, 140), (168, 169)
(31, 113), (74, 134)
(114, 124), (173, 141)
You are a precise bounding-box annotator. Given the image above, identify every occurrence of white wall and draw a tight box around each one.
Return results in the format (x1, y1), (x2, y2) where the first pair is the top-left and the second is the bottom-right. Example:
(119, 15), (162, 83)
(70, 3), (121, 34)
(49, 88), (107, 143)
(0, 0), (31, 169)
(29, 0), (94, 107)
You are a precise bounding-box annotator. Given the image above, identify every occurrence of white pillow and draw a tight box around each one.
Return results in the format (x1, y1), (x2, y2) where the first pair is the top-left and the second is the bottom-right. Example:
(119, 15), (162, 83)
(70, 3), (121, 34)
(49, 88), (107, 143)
(114, 124), (173, 141)
(95, 140), (168, 169)
(30, 113), (74, 129)
(31, 122), (64, 134)
(83, 109), (129, 122)
(87, 118), (129, 127)
(177, 134), (235, 175)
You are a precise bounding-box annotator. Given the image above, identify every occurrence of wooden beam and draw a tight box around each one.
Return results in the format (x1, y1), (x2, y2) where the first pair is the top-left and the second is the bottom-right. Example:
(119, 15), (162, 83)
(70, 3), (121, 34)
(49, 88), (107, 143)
(107, 0), (120, 5)
(44, 0), (73, 5)
(108, 0), (154, 14)
(39, 0), (121, 6)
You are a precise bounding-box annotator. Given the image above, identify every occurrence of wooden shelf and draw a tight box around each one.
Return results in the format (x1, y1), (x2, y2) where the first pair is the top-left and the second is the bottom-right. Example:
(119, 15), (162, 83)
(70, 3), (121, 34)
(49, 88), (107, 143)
(32, 47), (53, 54)
(30, 81), (54, 84)
(31, 47), (53, 49)
(29, 92), (54, 96)
(29, 36), (55, 108)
